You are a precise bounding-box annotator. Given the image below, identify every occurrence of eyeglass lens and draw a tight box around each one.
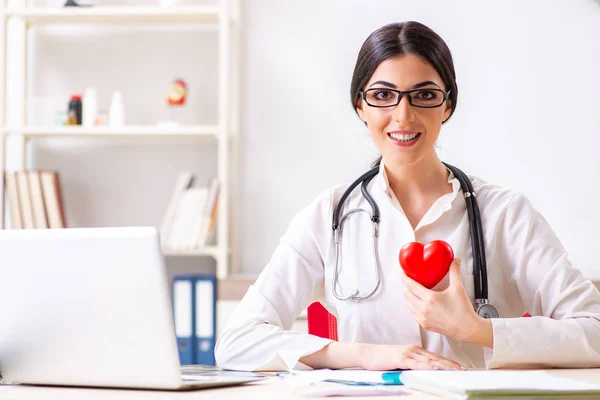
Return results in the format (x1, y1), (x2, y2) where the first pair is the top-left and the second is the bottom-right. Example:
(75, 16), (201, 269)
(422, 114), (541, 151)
(364, 88), (445, 108)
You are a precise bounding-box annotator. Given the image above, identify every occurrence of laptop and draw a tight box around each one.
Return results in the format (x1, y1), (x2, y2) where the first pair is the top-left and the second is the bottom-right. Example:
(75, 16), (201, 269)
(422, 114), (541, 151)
(0, 227), (265, 390)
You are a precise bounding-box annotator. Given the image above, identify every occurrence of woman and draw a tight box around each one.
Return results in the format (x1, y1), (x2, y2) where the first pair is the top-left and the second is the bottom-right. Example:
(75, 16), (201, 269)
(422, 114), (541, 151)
(215, 21), (600, 371)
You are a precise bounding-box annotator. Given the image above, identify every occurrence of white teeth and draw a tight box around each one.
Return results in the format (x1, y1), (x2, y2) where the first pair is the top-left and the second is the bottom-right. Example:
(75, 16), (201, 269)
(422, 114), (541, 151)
(390, 132), (419, 142)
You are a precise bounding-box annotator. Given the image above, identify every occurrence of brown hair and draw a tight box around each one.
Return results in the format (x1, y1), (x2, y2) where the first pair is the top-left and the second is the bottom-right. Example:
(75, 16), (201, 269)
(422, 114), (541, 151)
(350, 21), (458, 167)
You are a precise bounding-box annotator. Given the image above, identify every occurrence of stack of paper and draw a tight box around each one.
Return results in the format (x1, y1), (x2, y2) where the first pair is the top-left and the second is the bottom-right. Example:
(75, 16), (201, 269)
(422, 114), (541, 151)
(399, 370), (600, 399)
(280, 369), (407, 398)
(283, 369), (403, 386)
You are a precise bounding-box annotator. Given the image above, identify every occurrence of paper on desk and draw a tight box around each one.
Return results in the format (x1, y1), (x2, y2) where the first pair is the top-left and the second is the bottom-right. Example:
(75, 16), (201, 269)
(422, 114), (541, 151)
(280, 370), (407, 398)
(399, 370), (600, 399)
(281, 369), (401, 386)
(301, 383), (408, 397)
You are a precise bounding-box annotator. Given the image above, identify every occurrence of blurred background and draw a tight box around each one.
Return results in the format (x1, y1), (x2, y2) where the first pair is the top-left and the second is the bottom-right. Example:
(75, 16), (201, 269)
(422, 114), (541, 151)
(2, 0), (600, 284)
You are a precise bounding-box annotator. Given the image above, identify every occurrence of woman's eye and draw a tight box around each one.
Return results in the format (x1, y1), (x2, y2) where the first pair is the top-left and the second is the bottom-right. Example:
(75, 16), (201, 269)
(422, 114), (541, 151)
(374, 90), (393, 99)
(417, 90), (437, 100)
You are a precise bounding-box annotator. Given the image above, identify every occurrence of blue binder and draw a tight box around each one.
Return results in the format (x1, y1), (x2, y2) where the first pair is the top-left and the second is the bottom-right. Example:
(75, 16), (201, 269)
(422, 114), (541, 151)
(194, 275), (217, 366)
(172, 276), (195, 365)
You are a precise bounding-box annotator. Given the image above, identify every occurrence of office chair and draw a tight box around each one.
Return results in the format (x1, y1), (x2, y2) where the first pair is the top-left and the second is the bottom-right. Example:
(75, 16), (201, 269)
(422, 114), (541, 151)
(306, 302), (338, 340)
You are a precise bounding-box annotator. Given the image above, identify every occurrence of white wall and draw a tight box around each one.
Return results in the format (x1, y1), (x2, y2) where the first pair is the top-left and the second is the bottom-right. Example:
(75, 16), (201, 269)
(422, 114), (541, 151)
(240, 0), (600, 280)
(16, 0), (600, 279)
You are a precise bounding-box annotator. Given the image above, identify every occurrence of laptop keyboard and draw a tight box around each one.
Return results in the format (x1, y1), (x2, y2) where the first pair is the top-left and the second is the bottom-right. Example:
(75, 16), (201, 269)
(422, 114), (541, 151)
(181, 365), (222, 375)
(180, 365), (268, 382)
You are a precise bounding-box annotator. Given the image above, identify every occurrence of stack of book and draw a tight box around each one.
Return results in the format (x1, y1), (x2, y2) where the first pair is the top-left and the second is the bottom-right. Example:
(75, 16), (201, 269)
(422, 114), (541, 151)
(160, 172), (220, 252)
(4, 170), (67, 229)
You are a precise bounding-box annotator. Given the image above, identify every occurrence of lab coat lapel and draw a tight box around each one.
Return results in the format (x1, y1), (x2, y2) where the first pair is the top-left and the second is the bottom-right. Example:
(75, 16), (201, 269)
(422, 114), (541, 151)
(359, 187), (422, 346)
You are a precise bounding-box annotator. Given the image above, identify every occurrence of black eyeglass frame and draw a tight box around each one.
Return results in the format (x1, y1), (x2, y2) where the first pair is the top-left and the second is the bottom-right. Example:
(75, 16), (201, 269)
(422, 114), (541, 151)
(359, 88), (451, 109)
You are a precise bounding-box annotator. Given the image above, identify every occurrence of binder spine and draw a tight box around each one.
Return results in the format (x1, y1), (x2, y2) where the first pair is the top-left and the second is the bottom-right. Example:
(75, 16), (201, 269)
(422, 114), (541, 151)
(194, 275), (217, 366)
(173, 276), (195, 365)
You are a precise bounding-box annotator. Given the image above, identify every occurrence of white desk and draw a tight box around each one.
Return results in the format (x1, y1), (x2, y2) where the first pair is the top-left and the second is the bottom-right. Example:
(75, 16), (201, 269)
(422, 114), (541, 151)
(0, 378), (434, 399)
(1, 369), (600, 400)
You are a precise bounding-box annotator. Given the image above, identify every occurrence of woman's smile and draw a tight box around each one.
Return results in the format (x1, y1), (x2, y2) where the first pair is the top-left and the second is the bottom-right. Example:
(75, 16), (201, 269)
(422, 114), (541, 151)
(388, 130), (422, 147)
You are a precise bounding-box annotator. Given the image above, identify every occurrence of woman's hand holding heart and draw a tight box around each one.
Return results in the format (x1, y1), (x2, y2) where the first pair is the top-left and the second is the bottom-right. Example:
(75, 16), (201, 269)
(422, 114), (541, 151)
(399, 242), (494, 347)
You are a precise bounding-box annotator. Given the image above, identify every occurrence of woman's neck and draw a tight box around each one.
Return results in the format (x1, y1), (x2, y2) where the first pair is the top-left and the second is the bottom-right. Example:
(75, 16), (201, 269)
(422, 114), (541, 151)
(384, 153), (452, 207)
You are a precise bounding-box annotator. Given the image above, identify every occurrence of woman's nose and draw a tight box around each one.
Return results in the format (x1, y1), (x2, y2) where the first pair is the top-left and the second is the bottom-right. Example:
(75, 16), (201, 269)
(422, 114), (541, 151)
(393, 95), (415, 124)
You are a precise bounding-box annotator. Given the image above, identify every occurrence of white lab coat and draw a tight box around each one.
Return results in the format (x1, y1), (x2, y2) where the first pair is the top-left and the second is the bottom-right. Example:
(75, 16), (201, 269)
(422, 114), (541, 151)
(215, 163), (600, 371)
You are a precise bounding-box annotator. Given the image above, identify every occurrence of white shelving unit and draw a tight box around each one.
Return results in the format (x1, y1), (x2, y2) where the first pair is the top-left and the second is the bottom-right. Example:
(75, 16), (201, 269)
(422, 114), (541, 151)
(163, 245), (219, 258)
(4, 5), (224, 25)
(0, 0), (241, 279)
(0, 125), (220, 137)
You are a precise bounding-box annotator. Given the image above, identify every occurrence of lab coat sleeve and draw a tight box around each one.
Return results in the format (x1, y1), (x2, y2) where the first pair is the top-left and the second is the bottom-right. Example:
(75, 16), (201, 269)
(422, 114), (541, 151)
(214, 190), (335, 371)
(486, 192), (600, 368)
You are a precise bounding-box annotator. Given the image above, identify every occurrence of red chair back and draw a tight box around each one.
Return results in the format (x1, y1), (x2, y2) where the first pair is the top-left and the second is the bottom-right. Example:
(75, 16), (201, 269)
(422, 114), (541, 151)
(307, 302), (338, 341)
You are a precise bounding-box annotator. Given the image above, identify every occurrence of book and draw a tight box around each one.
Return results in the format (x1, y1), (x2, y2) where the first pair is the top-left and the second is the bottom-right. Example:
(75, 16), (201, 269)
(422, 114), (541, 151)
(172, 274), (217, 366)
(28, 171), (49, 229)
(4, 172), (23, 229)
(167, 186), (208, 251)
(205, 194), (219, 245)
(16, 171), (34, 229)
(194, 275), (216, 366)
(160, 172), (193, 249)
(188, 187), (210, 250)
(40, 171), (67, 229)
(196, 177), (220, 248)
(173, 276), (194, 365)
(399, 370), (600, 399)
(162, 173), (219, 251)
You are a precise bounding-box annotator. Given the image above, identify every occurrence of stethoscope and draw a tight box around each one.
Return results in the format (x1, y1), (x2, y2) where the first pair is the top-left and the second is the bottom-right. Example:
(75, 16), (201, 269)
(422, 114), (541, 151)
(331, 162), (500, 319)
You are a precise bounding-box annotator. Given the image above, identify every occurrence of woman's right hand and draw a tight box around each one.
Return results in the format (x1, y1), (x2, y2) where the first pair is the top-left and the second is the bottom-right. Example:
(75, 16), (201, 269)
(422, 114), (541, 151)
(360, 343), (466, 371)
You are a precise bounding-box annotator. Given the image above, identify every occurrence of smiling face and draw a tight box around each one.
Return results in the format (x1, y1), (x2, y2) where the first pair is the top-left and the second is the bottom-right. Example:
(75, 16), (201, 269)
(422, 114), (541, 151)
(356, 54), (452, 168)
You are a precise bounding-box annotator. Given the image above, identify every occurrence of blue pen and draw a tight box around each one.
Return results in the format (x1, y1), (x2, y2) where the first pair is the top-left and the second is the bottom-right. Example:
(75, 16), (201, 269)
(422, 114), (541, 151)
(324, 371), (404, 386)
(324, 379), (381, 386)
(277, 370), (404, 386)
(381, 371), (403, 385)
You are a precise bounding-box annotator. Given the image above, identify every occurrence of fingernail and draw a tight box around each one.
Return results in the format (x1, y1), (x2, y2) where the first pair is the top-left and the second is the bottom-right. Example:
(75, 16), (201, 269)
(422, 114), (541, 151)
(456, 258), (461, 266)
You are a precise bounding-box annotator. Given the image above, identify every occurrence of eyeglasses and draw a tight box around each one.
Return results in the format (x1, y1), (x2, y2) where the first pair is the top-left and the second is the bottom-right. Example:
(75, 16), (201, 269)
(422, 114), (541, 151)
(360, 88), (450, 108)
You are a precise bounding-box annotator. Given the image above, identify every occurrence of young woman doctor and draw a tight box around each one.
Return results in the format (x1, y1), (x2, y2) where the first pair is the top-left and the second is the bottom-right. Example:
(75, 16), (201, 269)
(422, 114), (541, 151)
(215, 21), (600, 371)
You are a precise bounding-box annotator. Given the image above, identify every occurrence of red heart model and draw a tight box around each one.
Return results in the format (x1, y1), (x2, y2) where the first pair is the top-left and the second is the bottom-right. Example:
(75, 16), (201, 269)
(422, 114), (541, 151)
(399, 240), (454, 289)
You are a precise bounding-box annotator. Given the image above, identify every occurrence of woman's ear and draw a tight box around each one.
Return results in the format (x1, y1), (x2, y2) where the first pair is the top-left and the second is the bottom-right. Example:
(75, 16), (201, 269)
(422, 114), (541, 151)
(356, 100), (366, 123)
(442, 100), (452, 122)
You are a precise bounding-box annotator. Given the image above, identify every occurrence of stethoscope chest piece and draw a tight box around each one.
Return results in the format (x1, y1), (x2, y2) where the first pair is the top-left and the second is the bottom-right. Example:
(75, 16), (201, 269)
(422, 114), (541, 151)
(332, 162), (499, 318)
(476, 303), (500, 319)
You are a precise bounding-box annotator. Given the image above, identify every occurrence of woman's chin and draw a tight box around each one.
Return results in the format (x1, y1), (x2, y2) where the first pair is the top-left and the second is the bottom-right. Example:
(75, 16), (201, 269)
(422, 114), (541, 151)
(384, 153), (423, 168)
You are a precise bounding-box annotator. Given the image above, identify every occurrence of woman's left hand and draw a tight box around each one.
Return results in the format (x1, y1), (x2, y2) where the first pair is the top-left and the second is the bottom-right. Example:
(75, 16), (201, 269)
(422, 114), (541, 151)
(401, 258), (491, 345)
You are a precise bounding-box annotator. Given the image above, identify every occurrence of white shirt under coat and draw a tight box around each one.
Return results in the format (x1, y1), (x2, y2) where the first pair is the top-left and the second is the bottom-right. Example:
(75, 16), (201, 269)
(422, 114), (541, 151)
(215, 163), (600, 371)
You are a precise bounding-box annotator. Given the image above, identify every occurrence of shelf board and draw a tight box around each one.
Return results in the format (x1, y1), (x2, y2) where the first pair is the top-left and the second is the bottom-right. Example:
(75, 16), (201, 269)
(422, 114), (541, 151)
(217, 274), (258, 300)
(1, 125), (219, 138)
(4, 6), (224, 26)
(163, 246), (219, 258)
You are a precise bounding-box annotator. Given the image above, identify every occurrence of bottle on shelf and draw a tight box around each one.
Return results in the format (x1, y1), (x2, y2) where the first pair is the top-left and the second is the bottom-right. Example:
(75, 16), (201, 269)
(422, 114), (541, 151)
(109, 91), (124, 127)
(82, 87), (98, 128)
(67, 94), (82, 125)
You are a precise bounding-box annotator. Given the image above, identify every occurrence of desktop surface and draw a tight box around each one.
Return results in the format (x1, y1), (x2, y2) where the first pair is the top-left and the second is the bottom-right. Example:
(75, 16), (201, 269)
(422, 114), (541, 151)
(0, 369), (599, 400)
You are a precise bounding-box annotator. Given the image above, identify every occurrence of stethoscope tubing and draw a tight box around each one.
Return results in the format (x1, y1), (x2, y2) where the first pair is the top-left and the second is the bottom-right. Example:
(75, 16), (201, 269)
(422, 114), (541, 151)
(333, 207), (382, 301)
(442, 162), (489, 301)
(332, 171), (381, 301)
(333, 168), (380, 231)
(332, 163), (490, 305)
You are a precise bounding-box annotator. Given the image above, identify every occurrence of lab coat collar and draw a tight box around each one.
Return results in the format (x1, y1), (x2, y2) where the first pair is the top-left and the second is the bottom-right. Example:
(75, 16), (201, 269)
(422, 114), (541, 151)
(376, 161), (388, 192)
(374, 159), (462, 230)
(375, 159), (461, 196)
